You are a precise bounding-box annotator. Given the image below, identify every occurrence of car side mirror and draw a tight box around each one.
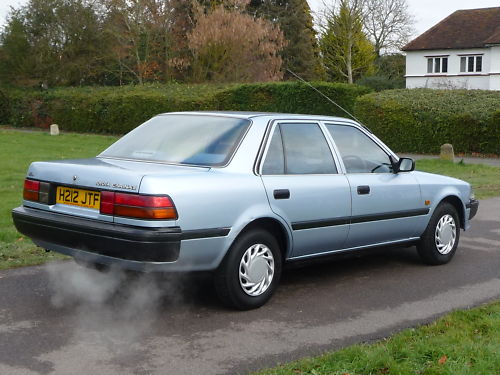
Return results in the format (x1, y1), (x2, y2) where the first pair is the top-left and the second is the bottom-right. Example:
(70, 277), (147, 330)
(392, 157), (415, 173)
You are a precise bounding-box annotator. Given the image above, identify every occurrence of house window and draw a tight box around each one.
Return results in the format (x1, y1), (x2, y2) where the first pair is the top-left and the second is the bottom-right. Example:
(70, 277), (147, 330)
(427, 57), (448, 73)
(460, 56), (482, 73)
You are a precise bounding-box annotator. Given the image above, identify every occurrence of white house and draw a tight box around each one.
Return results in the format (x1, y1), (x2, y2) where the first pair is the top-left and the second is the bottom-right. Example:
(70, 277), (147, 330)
(403, 7), (500, 90)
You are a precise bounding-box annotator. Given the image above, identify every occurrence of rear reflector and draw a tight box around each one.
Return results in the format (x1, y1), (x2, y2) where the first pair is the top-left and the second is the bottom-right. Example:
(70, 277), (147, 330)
(99, 191), (177, 220)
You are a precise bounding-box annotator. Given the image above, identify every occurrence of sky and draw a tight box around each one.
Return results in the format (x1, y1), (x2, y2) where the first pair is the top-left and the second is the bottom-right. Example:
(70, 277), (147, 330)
(307, 0), (500, 36)
(0, 0), (499, 37)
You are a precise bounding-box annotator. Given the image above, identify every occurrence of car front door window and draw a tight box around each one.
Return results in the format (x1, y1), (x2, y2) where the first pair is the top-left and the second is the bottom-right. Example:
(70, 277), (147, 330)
(326, 124), (392, 173)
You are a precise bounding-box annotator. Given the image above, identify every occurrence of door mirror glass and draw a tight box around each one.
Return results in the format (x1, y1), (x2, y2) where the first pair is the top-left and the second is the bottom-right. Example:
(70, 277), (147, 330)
(397, 158), (415, 172)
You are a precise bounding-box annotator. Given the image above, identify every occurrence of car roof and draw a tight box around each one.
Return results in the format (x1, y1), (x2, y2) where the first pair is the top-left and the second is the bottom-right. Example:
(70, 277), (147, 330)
(162, 111), (357, 123)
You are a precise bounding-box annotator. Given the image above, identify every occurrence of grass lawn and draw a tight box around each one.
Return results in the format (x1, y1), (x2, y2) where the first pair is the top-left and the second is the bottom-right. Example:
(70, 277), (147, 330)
(255, 301), (500, 375)
(0, 129), (117, 269)
(0, 128), (499, 270)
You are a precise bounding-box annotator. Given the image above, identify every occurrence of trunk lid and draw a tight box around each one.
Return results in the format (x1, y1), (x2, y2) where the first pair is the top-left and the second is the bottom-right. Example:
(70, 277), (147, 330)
(25, 157), (209, 221)
(28, 157), (209, 193)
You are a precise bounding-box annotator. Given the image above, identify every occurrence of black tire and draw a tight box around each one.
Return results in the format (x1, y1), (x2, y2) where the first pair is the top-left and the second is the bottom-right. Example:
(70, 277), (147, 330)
(417, 202), (460, 265)
(214, 229), (282, 310)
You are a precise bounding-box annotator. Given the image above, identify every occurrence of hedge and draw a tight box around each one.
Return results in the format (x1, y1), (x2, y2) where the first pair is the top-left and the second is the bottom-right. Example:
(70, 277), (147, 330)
(6, 84), (497, 155)
(354, 89), (500, 155)
(0, 82), (370, 134)
(0, 84), (232, 133)
(212, 82), (372, 117)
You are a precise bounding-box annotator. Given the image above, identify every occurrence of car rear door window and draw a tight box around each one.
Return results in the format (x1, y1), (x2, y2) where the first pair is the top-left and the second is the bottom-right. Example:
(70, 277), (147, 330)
(262, 125), (285, 174)
(263, 123), (337, 175)
(326, 124), (393, 173)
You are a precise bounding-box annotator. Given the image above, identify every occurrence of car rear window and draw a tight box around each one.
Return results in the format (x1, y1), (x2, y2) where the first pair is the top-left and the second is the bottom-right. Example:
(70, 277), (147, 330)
(99, 114), (250, 166)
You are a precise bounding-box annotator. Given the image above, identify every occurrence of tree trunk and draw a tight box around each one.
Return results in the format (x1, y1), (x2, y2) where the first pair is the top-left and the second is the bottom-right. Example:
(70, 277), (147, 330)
(347, 29), (353, 84)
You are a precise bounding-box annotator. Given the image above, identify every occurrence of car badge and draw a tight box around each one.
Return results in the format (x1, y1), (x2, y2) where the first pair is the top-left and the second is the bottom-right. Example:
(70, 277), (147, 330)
(73, 175), (77, 182)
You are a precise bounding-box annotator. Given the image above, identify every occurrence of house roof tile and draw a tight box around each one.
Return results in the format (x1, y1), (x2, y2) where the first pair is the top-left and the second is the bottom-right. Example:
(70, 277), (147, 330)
(402, 7), (500, 51)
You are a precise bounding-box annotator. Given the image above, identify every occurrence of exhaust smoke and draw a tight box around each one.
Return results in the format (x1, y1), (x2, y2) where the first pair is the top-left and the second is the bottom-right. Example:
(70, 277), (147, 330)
(44, 261), (175, 344)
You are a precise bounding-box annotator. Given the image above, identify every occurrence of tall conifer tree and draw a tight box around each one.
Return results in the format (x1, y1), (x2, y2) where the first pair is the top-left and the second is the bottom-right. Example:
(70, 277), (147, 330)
(320, 0), (375, 84)
(248, 0), (325, 80)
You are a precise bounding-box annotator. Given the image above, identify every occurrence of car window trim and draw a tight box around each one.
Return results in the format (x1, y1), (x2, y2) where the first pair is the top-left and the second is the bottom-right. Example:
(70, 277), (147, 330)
(257, 119), (342, 176)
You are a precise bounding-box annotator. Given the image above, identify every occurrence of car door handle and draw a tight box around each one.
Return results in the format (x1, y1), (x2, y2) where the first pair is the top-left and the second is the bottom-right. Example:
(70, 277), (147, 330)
(357, 185), (370, 195)
(273, 189), (290, 200)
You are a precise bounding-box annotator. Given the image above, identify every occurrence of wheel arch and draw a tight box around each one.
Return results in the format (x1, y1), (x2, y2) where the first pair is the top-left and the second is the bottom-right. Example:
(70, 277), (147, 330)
(438, 195), (466, 229)
(232, 217), (292, 262)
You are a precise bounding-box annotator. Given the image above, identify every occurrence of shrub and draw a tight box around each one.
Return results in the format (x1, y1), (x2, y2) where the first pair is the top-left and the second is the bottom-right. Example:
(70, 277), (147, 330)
(0, 82), (371, 133)
(0, 84), (231, 133)
(356, 75), (405, 91)
(213, 82), (372, 117)
(354, 89), (500, 155)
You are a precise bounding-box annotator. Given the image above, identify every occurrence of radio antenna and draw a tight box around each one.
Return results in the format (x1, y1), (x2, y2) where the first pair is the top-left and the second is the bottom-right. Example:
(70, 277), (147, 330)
(286, 69), (364, 124)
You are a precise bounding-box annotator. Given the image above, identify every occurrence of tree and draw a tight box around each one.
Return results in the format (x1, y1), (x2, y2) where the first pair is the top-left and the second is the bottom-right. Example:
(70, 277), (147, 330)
(356, 54), (406, 90)
(0, 13), (33, 84)
(187, 0), (286, 83)
(320, 0), (375, 84)
(248, 0), (325, 80)
(102, 0), (173, 84)
(375, 53), (405, 80)
(168, 0), (196, 80)
(0, 0), (110, 86)
(362, 0), (415, 56)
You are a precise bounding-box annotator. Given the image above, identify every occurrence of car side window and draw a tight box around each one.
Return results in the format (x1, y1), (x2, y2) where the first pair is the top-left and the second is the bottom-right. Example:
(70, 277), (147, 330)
(326, 124), (393, 173)
(262, 125), (285, 174)
(262, 123), (337, 175)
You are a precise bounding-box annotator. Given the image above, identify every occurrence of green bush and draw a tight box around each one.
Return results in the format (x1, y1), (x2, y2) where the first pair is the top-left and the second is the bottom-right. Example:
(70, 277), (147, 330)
(355, 75), (405, 91)
(0, 82), (370, 134)
(212, 82), (372, 117)
(0, 84), (232, 133)
(354, 89), (500, 155)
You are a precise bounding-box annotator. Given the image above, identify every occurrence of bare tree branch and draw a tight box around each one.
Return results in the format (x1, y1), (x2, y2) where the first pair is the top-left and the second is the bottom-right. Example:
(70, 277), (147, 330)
(361, 0), (415, 56)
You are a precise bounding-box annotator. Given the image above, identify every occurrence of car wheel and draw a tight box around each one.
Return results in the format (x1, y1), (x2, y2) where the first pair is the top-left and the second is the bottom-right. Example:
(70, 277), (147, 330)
(214, 229), (282, 310)
(417, 202), (460, 265)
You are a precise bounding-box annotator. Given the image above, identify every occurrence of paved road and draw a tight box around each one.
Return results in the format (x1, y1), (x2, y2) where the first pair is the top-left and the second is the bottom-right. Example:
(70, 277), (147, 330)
(1, 199), (499, 375)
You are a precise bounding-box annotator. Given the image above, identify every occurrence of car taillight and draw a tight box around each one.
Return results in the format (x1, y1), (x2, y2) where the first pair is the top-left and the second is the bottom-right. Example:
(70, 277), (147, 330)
(23, 179), (50, 203)
(99, 191), (177, 220)
(23, 179), (40, 201)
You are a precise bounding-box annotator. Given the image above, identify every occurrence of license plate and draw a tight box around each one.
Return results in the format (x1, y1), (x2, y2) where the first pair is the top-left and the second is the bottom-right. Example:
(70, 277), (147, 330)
(56, 186), (101, 210)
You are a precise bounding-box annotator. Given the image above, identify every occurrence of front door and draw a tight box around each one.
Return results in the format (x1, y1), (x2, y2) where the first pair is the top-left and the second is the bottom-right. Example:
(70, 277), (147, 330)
(325, 123), (424, 248)
(260, 122), (351, 258)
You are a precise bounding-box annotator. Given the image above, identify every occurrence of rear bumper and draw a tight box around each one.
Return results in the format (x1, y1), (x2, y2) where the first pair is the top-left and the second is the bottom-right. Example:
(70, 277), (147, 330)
(466, 199), (479, 220)
(12, 206), (181, 262)
(13, 206), (231, 272)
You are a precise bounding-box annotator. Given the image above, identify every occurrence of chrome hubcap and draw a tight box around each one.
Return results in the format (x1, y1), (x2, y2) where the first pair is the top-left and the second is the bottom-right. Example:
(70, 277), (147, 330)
(239, 244), (275, 297)
(435, 214), (456, 255)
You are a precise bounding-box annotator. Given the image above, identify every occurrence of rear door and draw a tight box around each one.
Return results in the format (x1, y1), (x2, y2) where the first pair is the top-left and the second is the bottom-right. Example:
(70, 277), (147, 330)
(324, 123), (424, 248)
(259, 121), (351, 258)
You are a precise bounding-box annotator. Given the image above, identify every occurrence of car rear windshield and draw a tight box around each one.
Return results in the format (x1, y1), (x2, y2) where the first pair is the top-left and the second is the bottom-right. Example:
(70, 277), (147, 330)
(99, 114), (251, 166)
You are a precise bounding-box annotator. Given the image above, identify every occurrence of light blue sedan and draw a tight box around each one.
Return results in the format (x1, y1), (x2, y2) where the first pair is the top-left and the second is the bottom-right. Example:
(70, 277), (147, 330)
(12, 112), (479, 309)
